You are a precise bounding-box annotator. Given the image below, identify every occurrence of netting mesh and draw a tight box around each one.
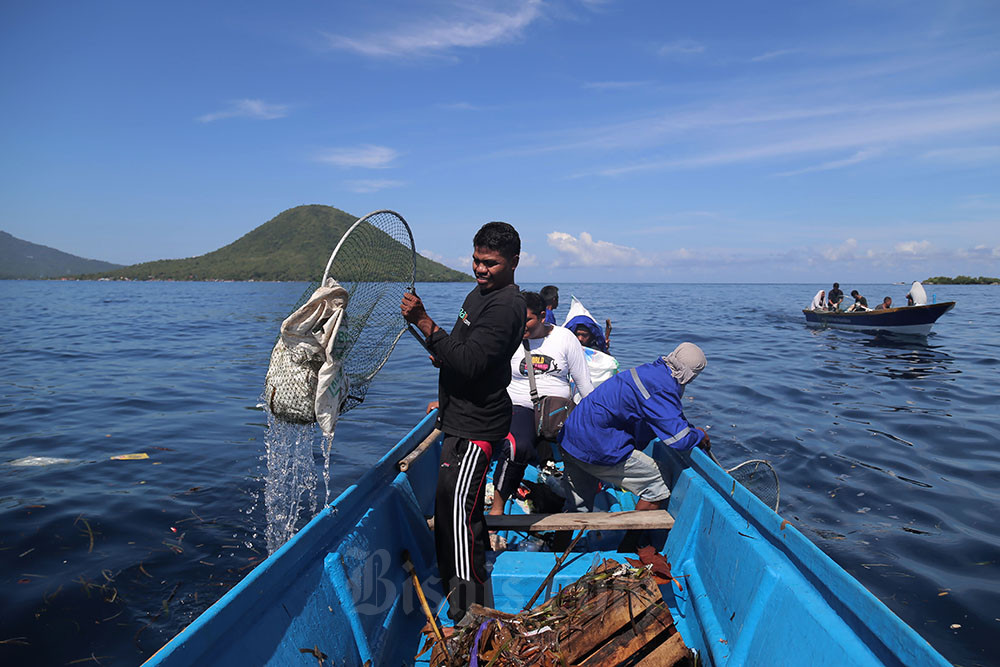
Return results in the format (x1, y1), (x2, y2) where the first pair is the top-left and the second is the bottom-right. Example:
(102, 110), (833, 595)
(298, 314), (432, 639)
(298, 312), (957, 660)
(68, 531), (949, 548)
(727, 459), (781, 511)
(323, 211), (415, 413)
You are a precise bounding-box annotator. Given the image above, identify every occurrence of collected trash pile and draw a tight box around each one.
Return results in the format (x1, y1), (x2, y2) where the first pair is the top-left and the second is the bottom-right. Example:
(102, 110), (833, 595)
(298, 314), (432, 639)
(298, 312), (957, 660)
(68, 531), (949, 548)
(424, 558), (694, 666)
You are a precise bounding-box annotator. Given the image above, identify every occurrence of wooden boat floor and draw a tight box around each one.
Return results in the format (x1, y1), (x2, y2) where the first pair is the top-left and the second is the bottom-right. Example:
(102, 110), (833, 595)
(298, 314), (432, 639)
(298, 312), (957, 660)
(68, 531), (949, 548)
(485, 509), (675, 532)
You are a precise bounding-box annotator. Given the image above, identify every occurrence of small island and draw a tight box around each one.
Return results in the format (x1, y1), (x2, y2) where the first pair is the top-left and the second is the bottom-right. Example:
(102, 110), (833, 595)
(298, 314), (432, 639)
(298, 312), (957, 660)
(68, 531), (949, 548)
(924, 275), (1000, 285)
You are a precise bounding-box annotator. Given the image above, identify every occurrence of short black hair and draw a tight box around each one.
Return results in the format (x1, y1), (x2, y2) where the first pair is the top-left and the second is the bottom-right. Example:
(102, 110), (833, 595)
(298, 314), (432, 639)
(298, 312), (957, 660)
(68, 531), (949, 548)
(833, 282), (840, 289)
(522, 291), (545, 316)
(540, 285), (559, 306)
(851, 290), (859, 296)
(474, 221), (520, 260)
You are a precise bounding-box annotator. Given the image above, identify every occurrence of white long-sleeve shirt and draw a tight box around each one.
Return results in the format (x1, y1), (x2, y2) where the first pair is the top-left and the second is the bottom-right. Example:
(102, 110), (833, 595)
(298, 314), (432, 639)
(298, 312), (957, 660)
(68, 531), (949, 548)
(507, 326), (594, 409)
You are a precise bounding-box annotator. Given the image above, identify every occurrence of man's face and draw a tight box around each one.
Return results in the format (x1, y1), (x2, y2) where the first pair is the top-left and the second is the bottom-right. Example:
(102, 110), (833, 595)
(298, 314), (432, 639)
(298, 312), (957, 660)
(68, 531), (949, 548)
(574, 326), (592, 346)
(524, 308), (544, 338)
(472, 246), (517, 291)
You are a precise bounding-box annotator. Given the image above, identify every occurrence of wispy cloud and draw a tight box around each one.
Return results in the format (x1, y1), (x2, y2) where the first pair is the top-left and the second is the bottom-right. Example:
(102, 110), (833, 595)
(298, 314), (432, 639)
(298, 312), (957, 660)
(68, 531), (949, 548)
(580, 90), (1000, 177)
(583, 80), (651, 91)
(437, 101), (484, 111)
(921, 145), (1000, 164)
(777, 148), (883, 176)
(750, 49), (798, 63)
(197, 99), (288, 123)
(322, 0), (542, 58)
(343, 179), (405, 193)
(547, 231), (654, 267)
(316, 145), (399, 169)
(658, 40), (705, 57)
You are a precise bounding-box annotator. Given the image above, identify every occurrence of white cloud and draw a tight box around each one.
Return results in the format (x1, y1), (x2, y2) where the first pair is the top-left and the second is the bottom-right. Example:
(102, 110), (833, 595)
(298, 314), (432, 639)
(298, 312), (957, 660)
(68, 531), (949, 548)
(197, 99), (288, 123)
(547, 231), (654, 267)
(658, 40), (705, 57)
(343, 179), (405, 193)
(316, 145), (399, 169)
(323, 1), (542, 58)
(517, 251), (539, 268)
(420, 249), (470, 272)
(821, 238), (858, 261)
(777, 148), (883, 176)
(894, 240), (932, 255)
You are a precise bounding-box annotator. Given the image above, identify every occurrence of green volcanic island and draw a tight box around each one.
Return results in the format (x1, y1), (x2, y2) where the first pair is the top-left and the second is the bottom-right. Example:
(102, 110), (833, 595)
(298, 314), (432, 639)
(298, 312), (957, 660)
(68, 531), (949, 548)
(85, 205), (471, 282)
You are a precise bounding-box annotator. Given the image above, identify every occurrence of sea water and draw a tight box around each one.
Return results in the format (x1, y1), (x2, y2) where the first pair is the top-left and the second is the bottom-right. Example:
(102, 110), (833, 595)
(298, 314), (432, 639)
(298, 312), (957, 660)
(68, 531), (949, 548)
(0, 280), (997, 666)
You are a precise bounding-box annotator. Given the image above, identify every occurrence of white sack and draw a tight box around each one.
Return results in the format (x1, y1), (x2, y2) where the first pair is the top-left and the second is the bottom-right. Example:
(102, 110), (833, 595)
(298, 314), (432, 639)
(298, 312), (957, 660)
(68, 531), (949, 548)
(264, 283), (350, 435)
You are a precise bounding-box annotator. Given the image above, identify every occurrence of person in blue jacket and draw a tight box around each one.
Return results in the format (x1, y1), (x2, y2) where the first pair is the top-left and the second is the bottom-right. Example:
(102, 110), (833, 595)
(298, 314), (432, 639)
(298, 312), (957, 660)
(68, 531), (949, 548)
(557, 342), (711, 513)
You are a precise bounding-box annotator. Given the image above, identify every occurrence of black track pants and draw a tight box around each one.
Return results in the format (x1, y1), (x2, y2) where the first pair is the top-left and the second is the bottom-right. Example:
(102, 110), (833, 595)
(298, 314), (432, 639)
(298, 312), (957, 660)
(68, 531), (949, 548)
(435, 434), (494, 622)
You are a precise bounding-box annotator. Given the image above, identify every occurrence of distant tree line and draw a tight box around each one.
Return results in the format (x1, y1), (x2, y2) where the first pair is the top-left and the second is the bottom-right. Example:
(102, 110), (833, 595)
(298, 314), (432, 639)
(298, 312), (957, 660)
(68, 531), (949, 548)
(924, 275), (1000, 285)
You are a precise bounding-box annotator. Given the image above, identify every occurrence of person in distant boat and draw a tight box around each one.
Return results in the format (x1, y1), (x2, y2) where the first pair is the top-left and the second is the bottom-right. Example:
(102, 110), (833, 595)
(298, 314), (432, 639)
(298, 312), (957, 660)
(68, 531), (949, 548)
(540, 285), (559, 325)
(809, 290), (826, 311)
(490, 291), (593, 525)
(906, 281), (928, 306)
(847, 290), (869, 312)
(401, 222), (527, 625)
(874, 296), (893, 311)
(827, 283), (844, 310)
(557, 343), (711, 517)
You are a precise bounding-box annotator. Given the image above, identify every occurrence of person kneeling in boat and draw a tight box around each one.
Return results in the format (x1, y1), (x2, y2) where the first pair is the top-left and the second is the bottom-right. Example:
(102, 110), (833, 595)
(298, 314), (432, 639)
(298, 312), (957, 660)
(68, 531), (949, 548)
(490, 292), (594, 530)
(847, 290), (869, 312)
(827, 282), (844, 310)
(556, 343), (711, 519)
(874, 296), (893, 311)
(809, 290), (826, 311)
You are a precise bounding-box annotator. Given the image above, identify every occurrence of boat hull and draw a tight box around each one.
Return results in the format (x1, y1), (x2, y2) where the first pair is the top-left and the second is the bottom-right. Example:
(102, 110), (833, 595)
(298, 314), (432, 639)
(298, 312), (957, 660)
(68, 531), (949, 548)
(144, 413), (949, 666)
(803, 302), (955, 335)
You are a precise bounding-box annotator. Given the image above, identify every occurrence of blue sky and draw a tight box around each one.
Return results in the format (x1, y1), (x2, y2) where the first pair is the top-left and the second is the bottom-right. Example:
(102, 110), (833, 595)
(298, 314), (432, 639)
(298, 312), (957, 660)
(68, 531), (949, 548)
(2, 0), (998, 282)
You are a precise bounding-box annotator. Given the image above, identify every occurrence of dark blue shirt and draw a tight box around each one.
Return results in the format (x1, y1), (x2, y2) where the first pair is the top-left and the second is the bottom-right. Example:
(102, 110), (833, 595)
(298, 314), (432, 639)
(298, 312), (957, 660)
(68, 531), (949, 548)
(558, 357), (703, 465)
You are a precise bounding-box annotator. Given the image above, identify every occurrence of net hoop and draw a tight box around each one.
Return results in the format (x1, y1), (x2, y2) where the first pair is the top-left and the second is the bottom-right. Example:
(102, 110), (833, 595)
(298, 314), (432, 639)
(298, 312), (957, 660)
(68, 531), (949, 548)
(322, 209), (416, 288)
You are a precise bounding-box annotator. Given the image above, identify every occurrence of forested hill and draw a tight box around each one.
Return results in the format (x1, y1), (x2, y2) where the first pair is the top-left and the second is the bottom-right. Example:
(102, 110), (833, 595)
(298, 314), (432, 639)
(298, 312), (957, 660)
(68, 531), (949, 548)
(86, 205), (472, 282)
(0, 230), (123, 279)
(924, 275), (999, 285)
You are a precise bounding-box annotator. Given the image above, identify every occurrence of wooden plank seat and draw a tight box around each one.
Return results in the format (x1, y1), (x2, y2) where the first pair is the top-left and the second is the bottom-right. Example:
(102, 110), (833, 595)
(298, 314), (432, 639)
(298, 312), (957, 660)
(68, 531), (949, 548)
(485, 510), (674, 532)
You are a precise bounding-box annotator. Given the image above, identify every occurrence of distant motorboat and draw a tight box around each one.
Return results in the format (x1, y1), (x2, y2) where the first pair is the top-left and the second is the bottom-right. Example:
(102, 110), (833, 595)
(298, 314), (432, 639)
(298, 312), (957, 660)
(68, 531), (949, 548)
(803, 302), (956, 335)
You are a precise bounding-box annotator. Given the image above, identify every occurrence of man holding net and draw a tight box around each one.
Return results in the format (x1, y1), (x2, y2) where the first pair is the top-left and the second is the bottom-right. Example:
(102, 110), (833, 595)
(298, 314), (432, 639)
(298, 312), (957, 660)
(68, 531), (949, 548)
(401, 222), (526, 624)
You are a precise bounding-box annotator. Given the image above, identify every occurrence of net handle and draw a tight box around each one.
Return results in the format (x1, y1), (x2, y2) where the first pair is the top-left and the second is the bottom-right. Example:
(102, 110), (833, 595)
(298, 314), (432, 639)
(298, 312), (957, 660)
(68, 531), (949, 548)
(321, 209), (417, 287)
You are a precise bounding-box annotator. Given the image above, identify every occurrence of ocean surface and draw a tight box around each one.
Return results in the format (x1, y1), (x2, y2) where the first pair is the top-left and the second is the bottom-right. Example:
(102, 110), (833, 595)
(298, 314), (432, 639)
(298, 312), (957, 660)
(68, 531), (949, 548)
(0, 280), (997, 666)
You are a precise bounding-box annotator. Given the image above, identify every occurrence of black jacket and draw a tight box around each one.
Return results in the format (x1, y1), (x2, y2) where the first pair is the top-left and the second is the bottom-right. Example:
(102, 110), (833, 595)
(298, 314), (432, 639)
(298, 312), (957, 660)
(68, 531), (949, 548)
(426, 284), (526, 441)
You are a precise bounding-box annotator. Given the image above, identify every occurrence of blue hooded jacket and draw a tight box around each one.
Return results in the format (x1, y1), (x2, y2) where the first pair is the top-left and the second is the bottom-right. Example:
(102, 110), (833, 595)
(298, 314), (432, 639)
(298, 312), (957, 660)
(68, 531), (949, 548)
(557, 356), (703, 465)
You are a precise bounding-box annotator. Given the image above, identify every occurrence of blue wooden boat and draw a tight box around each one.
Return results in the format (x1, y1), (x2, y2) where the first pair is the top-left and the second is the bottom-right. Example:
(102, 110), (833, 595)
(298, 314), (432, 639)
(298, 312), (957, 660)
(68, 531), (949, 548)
(803, 302), (955, 336)
(144, 412), (949, 666)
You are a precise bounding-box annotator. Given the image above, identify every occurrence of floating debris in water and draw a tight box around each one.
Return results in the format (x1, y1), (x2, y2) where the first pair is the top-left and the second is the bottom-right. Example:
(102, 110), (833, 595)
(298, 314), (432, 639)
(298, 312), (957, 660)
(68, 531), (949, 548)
(110, 453), (149, 460)
(8, 456), (76, 467)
